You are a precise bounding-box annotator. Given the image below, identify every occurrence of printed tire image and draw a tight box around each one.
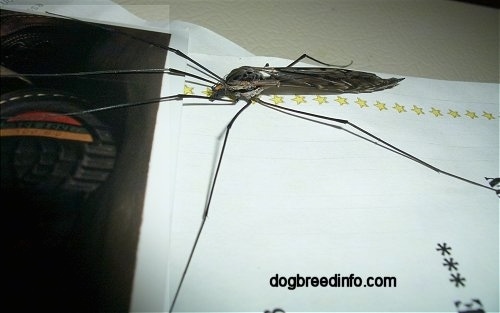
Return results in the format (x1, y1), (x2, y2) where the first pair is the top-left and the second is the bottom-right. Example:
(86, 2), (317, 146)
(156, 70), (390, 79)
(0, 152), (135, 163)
(2, 9), (168, 312)
(1, 89), (116, 193)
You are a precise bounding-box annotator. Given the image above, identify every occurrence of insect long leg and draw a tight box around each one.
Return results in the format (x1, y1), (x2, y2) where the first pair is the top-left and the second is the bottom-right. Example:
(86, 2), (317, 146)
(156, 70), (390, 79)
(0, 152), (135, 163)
(0, 69), (234, 118)
(2, 68), (218, 86)
(62, 94), (233, 116)
(45, 12), (225, 83)
(0, 93), (232, 118)
(286, 53), (353, 68)
(169, 101), (252, 313)
(255, 99), (496, 193)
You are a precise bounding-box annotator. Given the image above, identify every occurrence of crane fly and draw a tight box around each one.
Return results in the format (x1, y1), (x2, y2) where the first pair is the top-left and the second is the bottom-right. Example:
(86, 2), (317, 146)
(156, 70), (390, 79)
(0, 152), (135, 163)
(1, 8), (498, 313)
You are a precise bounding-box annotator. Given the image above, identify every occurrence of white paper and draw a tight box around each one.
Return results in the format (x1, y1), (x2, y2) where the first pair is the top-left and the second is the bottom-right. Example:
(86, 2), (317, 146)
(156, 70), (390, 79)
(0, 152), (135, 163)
(169, 54), (499, 312)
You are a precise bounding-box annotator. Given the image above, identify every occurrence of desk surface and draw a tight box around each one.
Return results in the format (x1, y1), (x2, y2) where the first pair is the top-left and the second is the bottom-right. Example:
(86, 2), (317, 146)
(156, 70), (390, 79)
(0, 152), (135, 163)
(115, 0), (498, 83)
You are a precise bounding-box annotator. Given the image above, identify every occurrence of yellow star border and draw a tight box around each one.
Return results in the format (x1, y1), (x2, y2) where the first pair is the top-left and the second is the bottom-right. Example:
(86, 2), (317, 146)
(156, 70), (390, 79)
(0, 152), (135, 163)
(448, 110), (460, 118)
(313, 95), (328, 105)
(270, 95), (284, 105)
(182, 84), (496, 121)
(335, 96), (348, 106)
(201, 87), (213, 97)
(292, 95), (307, 104)
(430, 107), (443, 117)
(355, 97), (368, 108)
(374, 101), (387, 111)
(183, 85), (194, 95)
(393, 103), (406, 113)
(465, 110), (478, 119)
(411, 105), (425, 115)
(482, 111), (495, 120)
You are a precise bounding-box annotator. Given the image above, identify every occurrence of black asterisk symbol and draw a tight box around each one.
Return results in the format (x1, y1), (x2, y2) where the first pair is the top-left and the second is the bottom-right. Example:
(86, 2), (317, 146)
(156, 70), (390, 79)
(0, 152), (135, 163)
(443, 258), (459, 271)
(436, 242), (452, 256)
(450, 273), (466, 287)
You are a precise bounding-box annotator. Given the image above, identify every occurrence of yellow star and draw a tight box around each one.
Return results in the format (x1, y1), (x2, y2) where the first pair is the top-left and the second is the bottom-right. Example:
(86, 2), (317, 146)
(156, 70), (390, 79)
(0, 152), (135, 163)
(430, 107), (442, 117)
(482, 111), (495, 120)
(183, 85), (194, 95)
(201, 87), (213, 97)
(374, 101), (387, 111)
(292, 95), (307, 104)
(355, 97), (368, 108)
(393, 103), (406, 113)
(335, 96), (348, 106)
(313, 95), (328, 105)
(270, 95), (284, 105)
(411, 105), (424, 115)
(447, 109), (460, 118)
(465, 110), (478, 119)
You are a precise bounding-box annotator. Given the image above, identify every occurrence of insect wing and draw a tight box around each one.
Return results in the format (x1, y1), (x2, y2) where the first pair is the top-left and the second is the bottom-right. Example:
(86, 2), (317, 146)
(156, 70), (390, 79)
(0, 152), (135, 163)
(255, 66), (403, 94)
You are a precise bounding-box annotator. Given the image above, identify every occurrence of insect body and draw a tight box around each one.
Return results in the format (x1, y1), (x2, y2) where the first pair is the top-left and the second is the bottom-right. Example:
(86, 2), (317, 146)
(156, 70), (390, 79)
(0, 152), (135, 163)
(210, 65), (404, 101)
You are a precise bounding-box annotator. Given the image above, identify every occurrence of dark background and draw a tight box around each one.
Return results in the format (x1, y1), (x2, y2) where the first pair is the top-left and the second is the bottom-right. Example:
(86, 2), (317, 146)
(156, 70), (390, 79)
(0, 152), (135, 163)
(2, 11), (170, 312)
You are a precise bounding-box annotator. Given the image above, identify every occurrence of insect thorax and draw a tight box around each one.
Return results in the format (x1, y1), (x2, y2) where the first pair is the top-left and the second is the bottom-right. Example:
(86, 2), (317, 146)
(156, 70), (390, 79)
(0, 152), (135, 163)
(211, 67), (268, 101)
(225, 66), (264, 83)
